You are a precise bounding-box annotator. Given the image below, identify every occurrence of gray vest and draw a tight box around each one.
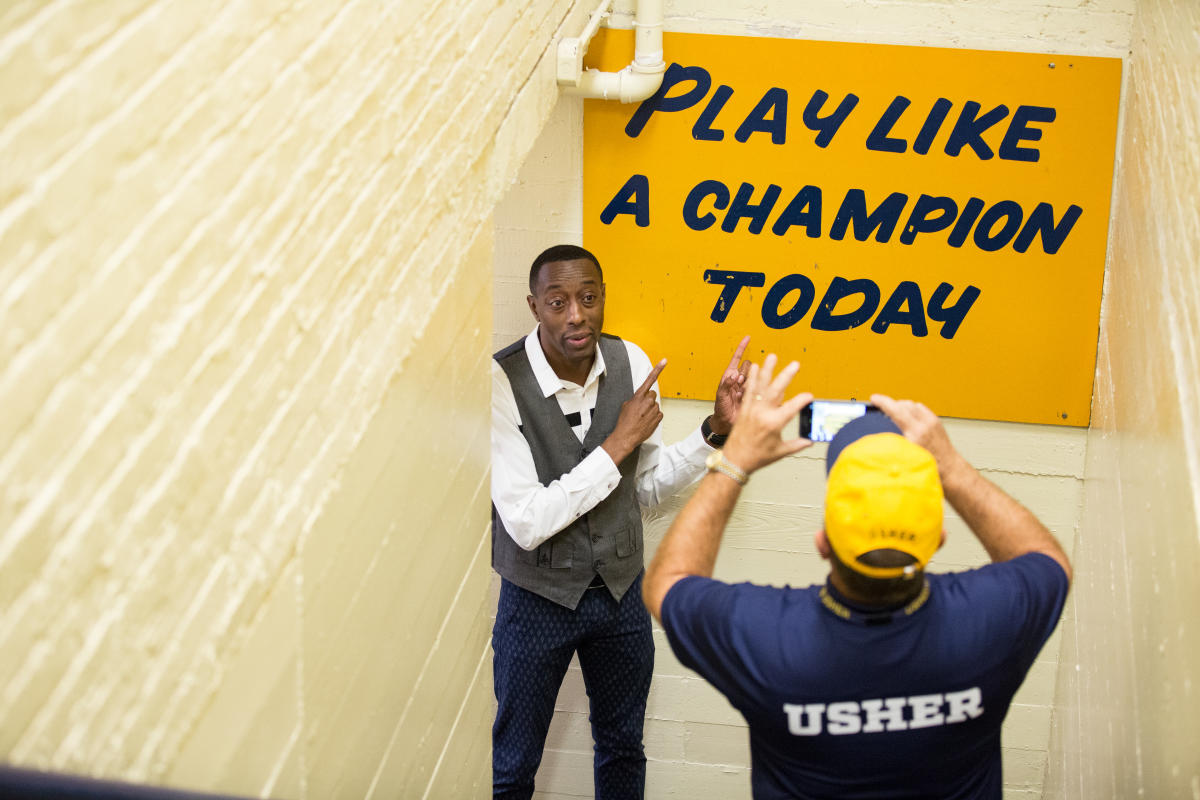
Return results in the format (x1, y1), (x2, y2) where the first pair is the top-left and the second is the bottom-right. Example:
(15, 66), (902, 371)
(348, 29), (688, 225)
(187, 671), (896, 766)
(492, 334), (645, 610)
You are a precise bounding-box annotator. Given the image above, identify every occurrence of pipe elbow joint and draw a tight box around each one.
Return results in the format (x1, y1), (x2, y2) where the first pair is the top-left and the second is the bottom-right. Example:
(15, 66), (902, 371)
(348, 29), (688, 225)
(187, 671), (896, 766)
(618, 64), (665, 103)
(572, 64), (665, 103)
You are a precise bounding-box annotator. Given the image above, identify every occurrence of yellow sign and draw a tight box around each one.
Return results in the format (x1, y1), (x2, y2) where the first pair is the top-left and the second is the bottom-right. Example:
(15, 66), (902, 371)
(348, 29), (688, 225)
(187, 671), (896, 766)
(583, 31), (1121, 426)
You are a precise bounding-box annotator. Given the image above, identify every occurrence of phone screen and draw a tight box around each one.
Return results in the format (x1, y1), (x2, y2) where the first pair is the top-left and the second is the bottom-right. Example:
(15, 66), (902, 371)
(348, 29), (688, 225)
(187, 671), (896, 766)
(801, 400), (872, 443)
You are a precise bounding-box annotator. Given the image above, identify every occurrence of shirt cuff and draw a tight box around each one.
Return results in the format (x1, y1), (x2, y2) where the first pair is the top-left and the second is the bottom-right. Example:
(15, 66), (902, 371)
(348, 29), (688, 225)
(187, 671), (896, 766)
(580, 445), (622, 494)
(684, 426), (715, 460)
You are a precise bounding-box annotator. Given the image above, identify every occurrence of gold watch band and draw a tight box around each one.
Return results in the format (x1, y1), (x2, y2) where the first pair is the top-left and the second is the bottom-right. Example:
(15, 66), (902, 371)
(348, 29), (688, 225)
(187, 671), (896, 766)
(707, 452), (749, 485)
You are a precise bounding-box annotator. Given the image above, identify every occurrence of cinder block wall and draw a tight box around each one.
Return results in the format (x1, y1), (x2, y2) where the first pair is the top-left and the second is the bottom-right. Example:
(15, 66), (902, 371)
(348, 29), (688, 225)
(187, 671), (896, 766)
(1044, 0), (1200, 797)
(0, 2), (592, 797)
(493, 2), (1133, 798)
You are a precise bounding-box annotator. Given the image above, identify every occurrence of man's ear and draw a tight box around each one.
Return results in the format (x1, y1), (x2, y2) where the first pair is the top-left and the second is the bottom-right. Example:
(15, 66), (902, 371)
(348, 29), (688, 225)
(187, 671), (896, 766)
(526, 294), (538, 321)
(815, 529), (831, 561)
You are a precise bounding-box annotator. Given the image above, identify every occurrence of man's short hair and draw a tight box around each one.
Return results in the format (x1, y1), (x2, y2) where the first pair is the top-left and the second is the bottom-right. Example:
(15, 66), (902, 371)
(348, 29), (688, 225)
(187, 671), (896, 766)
(827, 547), (922, 604)
(824, 414), (944, 588)
(529, 244), (603, 294)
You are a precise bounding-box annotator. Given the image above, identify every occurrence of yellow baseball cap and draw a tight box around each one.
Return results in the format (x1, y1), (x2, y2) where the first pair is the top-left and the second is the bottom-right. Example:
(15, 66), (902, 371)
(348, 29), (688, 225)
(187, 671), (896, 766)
(824, 418), (944, 580)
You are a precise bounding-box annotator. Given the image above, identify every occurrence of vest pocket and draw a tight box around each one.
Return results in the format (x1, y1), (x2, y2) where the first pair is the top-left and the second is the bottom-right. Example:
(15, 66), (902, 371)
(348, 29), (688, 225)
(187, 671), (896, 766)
(615, 526), (642, 558)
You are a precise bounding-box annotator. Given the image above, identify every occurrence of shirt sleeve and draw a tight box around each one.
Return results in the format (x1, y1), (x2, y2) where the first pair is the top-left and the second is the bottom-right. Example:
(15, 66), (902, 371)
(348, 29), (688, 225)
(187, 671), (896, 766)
(491, 360), (623, 551)
(624, 340), (713, 508)
(660, 576), (759, 712)
(967, 552), (1071, 668)
(1000, 552), (1071, 660)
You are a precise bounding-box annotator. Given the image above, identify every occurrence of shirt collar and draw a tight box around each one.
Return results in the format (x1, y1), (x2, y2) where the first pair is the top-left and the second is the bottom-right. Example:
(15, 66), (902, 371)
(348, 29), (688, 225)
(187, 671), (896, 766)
(524, 324), (606, 398)
(819, 578), (930, 626)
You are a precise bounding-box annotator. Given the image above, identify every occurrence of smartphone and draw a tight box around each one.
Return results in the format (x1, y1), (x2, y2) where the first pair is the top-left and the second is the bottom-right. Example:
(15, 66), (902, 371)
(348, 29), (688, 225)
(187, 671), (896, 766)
(799, 399), (878, 442)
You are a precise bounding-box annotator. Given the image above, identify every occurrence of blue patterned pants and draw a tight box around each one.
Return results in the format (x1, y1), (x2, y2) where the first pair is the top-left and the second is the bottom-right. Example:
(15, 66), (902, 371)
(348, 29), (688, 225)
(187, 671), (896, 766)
(492, 573), (654, 800)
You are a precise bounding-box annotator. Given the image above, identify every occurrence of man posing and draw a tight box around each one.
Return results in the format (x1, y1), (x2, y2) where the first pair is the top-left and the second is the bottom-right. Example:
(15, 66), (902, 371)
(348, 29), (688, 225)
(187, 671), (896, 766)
(644, 356), (1071, 799)
(491, 244), (749, 799)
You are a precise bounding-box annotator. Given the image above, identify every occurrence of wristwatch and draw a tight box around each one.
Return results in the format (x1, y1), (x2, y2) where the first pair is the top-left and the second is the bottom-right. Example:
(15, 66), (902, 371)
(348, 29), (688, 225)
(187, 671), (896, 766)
(701, 415), (728, 448)
(706, 449), (749, 485)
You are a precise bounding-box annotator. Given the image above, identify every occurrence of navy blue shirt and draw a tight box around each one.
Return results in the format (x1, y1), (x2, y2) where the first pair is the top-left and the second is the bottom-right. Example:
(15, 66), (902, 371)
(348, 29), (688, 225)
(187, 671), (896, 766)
(661, 553), (1069, 799)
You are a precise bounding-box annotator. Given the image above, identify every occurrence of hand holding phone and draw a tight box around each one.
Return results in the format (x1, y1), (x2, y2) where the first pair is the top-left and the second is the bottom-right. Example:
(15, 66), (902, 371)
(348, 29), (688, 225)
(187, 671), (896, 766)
(799, 399), (879, 442)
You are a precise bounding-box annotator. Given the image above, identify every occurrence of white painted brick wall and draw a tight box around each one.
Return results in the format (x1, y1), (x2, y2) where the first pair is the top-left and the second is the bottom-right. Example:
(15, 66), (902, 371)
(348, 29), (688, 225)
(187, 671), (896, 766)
(494, 2), (1132, 797)
(1044, 0), (1200, 797)
(0, 1), (594, 797)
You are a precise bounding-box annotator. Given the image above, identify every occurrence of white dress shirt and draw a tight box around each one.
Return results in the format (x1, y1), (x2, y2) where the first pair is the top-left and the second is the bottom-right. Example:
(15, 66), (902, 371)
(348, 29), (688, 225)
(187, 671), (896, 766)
(492, 326), (714, 551)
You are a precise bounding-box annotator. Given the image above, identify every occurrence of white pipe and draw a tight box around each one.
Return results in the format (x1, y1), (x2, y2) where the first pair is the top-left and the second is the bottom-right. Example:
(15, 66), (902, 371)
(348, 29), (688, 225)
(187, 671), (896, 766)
(557, 0), (666, 103)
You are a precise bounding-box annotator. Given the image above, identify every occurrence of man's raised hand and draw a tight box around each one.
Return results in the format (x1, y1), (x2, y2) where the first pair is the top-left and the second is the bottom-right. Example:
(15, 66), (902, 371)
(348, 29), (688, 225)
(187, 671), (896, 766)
(870, 393), (966, 484)
(711, 335), (752, 435)
(722, 355), (813, 474)
(602, 358), (668, 464)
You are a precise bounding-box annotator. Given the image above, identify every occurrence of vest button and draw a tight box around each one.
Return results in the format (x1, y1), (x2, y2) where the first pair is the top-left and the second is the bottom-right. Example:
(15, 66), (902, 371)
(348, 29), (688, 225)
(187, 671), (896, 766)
(594, 559), (605, 569)
(591, 534), (600, 543)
